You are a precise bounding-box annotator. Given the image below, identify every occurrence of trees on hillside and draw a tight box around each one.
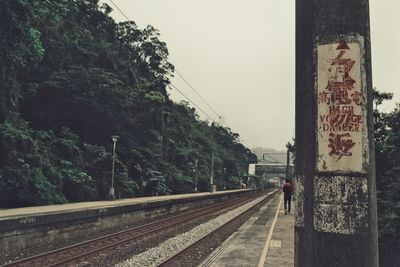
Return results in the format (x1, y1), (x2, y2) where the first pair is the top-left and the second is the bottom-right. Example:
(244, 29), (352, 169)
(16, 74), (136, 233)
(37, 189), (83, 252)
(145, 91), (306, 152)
(0, 0), (46, 123)
(0, 0), (257, 208)
(373, 89), (400, 266)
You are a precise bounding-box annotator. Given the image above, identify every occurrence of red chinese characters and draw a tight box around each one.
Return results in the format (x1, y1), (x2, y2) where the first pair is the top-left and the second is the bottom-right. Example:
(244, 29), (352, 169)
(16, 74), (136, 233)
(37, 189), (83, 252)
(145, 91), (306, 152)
(328, 133), (355, 159)
(318, 41), (363, 160)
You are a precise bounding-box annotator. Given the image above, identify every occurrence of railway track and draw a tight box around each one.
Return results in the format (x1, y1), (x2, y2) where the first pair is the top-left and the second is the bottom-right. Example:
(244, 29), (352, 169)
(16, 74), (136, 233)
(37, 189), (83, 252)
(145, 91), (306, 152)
(2, 193), (263, 267)
(157, 190), (278, 267)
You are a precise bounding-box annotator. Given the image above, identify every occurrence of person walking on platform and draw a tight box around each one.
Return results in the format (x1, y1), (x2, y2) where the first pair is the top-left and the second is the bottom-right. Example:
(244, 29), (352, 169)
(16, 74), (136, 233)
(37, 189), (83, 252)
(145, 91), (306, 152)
(282, 178), (292, 215)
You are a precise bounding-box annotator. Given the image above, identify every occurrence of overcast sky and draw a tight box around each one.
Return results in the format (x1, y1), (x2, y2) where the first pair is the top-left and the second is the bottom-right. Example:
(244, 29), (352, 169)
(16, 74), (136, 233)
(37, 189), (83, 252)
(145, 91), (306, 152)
(103, 0), (400, 150)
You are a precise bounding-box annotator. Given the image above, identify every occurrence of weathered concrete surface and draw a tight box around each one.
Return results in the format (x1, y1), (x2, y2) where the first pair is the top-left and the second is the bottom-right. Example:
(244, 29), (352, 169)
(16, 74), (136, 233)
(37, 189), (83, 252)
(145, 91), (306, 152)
(264, 200), (294, 267)
(296, 0), (378, 266)
(200, 193), (292, 267)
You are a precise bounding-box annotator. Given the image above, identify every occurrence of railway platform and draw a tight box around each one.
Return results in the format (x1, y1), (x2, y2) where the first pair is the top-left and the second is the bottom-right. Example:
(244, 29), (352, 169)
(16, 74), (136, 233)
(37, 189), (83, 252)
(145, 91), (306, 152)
(0, 189), (252, 219)
(264, 197), (294, 266)
(0, 189), (258, 259)
(0, 189), (254, 231)
(201, 194), (294, 267)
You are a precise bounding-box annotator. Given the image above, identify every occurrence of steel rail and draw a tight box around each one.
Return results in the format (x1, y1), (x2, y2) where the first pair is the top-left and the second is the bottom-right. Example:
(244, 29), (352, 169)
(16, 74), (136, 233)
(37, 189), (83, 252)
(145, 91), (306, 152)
(46, 196), (253, 267)
(157, 190), (278, 267)
(2, 193), (260, 267)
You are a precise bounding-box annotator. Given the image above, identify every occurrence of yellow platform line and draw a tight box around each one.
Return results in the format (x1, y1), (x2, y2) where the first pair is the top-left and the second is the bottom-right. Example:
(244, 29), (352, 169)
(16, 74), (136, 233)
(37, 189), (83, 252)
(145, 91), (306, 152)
(257, 194), (283, 267)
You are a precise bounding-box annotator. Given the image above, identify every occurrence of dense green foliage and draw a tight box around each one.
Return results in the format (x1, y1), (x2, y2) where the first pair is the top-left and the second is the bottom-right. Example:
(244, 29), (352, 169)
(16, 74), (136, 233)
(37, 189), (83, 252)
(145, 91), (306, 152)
(373, 90), (400, 266)
(0, 0), (257, 208)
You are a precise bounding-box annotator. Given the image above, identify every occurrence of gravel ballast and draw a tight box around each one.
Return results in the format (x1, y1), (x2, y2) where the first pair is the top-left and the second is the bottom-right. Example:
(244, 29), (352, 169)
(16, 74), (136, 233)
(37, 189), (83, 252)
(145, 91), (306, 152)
(116, 194), (269, 267)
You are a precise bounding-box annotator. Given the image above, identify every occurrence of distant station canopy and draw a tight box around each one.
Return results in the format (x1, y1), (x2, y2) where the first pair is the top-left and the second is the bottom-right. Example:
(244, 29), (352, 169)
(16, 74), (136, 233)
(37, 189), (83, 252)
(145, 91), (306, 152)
(249, 163), (292, 177)
(248, 163), (294, 187)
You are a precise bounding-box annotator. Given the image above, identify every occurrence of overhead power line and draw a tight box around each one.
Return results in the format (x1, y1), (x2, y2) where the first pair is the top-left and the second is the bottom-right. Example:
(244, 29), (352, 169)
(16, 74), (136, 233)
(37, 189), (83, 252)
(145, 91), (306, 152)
(174, 70), (221, 119)
(109, 0), (130, 21)
(107, 0), (222, 123)
(262, 153), (286, 165)
(169, 83), (218, 123)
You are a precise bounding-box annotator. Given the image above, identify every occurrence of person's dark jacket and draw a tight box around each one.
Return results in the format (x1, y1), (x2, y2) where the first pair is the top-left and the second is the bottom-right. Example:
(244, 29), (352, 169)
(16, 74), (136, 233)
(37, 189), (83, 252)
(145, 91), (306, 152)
(282, 182), (292, 196)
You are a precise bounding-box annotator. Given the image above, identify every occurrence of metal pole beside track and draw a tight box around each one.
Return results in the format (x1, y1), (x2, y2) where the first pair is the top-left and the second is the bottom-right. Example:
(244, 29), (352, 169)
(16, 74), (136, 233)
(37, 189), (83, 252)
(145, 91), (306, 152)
(109, 135), (119, 200)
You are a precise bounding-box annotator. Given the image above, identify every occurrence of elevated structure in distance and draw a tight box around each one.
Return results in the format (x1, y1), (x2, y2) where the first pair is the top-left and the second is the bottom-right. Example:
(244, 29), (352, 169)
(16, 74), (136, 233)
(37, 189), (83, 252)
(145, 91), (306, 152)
(248, 163), (294, 188)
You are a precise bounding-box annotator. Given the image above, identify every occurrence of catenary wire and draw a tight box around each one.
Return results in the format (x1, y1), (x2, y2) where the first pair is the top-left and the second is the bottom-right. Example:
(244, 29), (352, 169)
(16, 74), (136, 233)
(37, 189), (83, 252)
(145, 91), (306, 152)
(108, 0), (222, 122)
(109, 0), (131, 21)
(169, 83), (218, 123)
(174, 70), (221, 119)
(263, 153), (286, 165)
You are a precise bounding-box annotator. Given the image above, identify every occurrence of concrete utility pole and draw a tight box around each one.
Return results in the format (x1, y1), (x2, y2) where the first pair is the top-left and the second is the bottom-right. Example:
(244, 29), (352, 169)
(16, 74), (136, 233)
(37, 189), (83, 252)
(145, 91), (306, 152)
(296, 1), (378, 266)
(210, 152), (214, 192)
(194, 159), (198, 192)
(109, 135), (119, 200)
(223, 167), (227, 190)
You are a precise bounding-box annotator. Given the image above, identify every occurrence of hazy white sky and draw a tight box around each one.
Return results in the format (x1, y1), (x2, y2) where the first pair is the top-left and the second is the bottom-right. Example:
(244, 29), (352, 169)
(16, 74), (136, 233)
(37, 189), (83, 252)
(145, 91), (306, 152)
(104, 0), (400, 150)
